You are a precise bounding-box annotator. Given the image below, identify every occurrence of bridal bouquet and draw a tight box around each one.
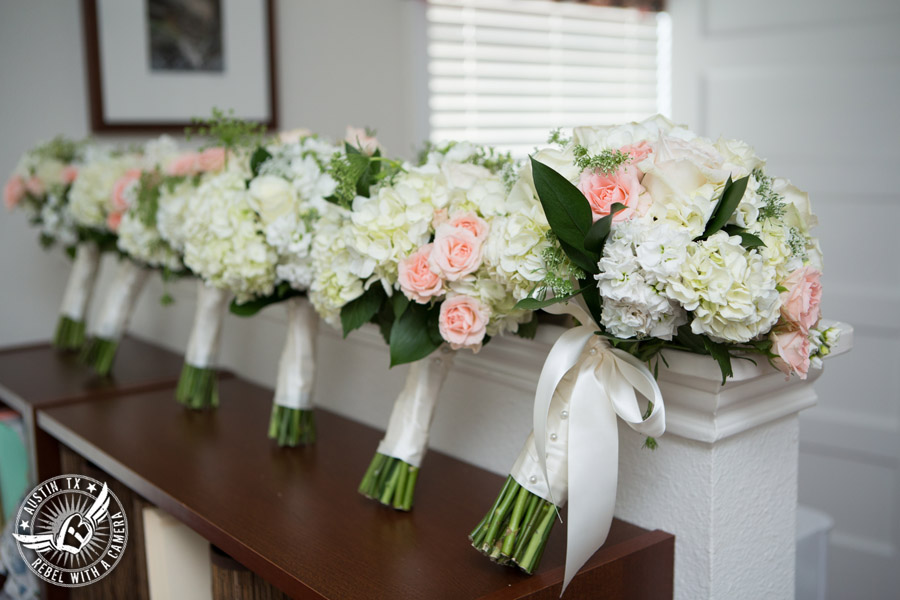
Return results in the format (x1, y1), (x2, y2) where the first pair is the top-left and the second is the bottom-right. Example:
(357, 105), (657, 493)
(325, 142), (577, 510)
(470, 116), (842, 589)
(70, 137), (181, 374)
(3, 137), (104, 350)
(206, 128), (345, 438)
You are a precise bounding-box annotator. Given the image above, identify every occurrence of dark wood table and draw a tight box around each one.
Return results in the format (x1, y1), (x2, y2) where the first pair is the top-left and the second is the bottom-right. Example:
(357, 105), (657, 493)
(38, 377), (674, 599)
(0, 336), (193, 483)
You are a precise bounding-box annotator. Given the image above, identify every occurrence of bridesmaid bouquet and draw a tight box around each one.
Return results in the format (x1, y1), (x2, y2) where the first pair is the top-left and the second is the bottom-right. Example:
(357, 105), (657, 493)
(329, 142), (577, 510)
(471, 116), (842, 590)
(70, 138), (179, 374)
(3, 137), (103, 350)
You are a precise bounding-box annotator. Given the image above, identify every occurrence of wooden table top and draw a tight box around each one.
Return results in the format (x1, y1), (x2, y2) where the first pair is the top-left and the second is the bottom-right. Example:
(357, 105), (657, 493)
(37, 377), (673, 599)
(0, 336), (188, 414)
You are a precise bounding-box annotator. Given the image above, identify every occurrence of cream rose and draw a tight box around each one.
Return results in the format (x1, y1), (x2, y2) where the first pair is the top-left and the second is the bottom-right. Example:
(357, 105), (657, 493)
(248, 175), (298, 226)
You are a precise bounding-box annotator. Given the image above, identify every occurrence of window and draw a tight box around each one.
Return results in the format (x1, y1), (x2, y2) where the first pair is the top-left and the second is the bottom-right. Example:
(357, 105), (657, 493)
(426, 0), (671, 155)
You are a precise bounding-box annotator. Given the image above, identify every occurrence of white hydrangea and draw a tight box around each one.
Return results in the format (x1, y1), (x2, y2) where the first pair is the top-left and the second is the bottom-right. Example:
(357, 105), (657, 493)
(68, 154), (137, 229)
(309, 205), (366, 327)
(39, 191), (78, 248)
(665, 231), (780, 343)
(157, 178), (200, 253)
(182, 167), (278, 303)
(117, 210), (182, 271)
(595, 219), (689, 340)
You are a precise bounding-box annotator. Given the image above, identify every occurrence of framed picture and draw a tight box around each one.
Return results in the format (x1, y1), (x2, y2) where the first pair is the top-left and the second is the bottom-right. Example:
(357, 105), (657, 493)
(82, 0), (278, 132)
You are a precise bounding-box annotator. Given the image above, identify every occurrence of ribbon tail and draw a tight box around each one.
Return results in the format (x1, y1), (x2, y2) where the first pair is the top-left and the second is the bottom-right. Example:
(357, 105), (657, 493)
(562, 361), (619, 594)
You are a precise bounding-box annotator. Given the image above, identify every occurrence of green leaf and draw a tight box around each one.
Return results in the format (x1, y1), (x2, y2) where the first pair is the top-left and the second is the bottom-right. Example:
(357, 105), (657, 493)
(674, 324), (708, 354)
(340, 285), (386, 337)
(372, 303), (395, 345)
(578, 278), (603, 326)
(514, 287), (586, 311)
(722, 224), (766, 250)
(515, 317), (539, 340)
(391, 292), (410, 319)
(558, 238), (599, 275)
(583, 202), (626, 254)
(229, 284), (303, 317)
(700, 175), (749, 239)
(702, 338), (734, 385)
(530, 156), (594, 264)
(389, 303), (442, 367)
(249, 146), (273, 177)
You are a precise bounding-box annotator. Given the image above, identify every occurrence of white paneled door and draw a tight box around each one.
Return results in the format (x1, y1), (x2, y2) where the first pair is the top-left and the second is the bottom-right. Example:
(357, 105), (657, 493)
(669, 0), (900, 597)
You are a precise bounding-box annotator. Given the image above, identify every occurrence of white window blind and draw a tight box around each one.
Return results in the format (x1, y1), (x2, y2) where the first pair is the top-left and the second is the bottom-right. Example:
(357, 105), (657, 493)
(426, 0), (671, 156)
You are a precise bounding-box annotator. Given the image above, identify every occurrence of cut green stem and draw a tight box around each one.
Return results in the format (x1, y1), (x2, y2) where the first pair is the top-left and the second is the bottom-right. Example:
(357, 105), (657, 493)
(175, 363), (219, 410)
(470, 477), (558, 573)
(79, 336), (120, 376)
(358, 452), (420, 511)
(268, 405), (316, 446)
(53, 316), (86, 351)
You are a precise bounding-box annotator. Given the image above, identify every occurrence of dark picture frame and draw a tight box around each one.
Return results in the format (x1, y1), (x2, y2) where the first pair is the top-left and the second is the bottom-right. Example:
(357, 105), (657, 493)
(81, 0), (278, 133)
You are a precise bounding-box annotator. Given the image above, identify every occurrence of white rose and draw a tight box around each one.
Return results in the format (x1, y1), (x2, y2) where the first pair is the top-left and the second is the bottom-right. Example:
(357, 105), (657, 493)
(248, 175), (297, 226)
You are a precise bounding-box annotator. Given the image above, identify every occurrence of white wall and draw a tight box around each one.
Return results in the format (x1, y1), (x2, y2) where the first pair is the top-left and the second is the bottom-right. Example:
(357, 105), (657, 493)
(668, 0), (900, 597)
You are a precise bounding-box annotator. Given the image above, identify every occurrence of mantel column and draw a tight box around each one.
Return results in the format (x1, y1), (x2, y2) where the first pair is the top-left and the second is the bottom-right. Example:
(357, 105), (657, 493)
(615, 322), (853, 600)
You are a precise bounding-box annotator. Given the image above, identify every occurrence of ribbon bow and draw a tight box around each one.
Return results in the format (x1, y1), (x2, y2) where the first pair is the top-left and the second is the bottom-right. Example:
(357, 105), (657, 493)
(534, 300), (665, 593)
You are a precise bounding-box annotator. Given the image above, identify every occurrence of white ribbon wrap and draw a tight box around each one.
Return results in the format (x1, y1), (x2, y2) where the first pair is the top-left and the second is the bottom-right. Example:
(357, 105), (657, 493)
(376, 349), (455, 468)
(59, 242), (101, 321)
(185, 281), (231, 368)
(273, 296), (319, 410)
(524, 300), (666, 594)
(89, 260), (150, 340)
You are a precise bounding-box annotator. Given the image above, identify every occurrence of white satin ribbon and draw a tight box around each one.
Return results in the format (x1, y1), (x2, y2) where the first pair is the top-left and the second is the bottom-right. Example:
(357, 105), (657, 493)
(529, 300), (666, 594)
(376, 348), (455, 468)
(274, 296), (319, 410)
(185, 281), (231, 368)
(90, 260), (150, 340)
(60, 242), (101, 321)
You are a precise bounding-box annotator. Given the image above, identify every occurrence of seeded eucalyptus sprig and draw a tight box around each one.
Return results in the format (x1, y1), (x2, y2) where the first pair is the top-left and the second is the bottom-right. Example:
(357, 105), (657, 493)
(186, 108), (268, 165)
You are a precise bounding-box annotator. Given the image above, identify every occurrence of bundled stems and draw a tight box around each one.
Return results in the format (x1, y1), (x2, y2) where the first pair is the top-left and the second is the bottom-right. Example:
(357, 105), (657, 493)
(80, 259), (149, 375)
(53, 242), (101, 351)
(176, 282), (230, 410)
(358, 350), (455, 511)
(176, 364), (219, 409)
(469, 476), (557, 573)
(269, 405), (316, 446)
(358, 453), (419, 511)
(269, 297), (318, 446)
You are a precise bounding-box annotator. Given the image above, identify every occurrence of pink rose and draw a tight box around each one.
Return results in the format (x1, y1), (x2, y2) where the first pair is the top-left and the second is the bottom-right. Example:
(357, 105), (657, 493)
(429, 223), (484, 281)
(197, 147), (226, 173)
(61, 165), (79, 184)
(432, 208), (449, 229)
(167, 152), (200, 176)
(111, 169), (142, 211)
(438, 295), (489, 352)
(4, 176), (25, 209)
(345, 126), (380, 156)
(279, 128), (312, 143)
(448, 211), (489, 240)
(577, 167), (643, 223)
(620, 141), (653, 163)
(771, 328), (810, 380)
(25, 176), (45, 197)
(398, 244), (444, 304)
(779, 267), (822, 333)
(106, 211), (122, 232)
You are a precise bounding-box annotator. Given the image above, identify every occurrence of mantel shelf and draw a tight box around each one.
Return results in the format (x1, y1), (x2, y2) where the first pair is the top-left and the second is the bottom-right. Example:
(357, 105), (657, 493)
(37, 377), (674, 599)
